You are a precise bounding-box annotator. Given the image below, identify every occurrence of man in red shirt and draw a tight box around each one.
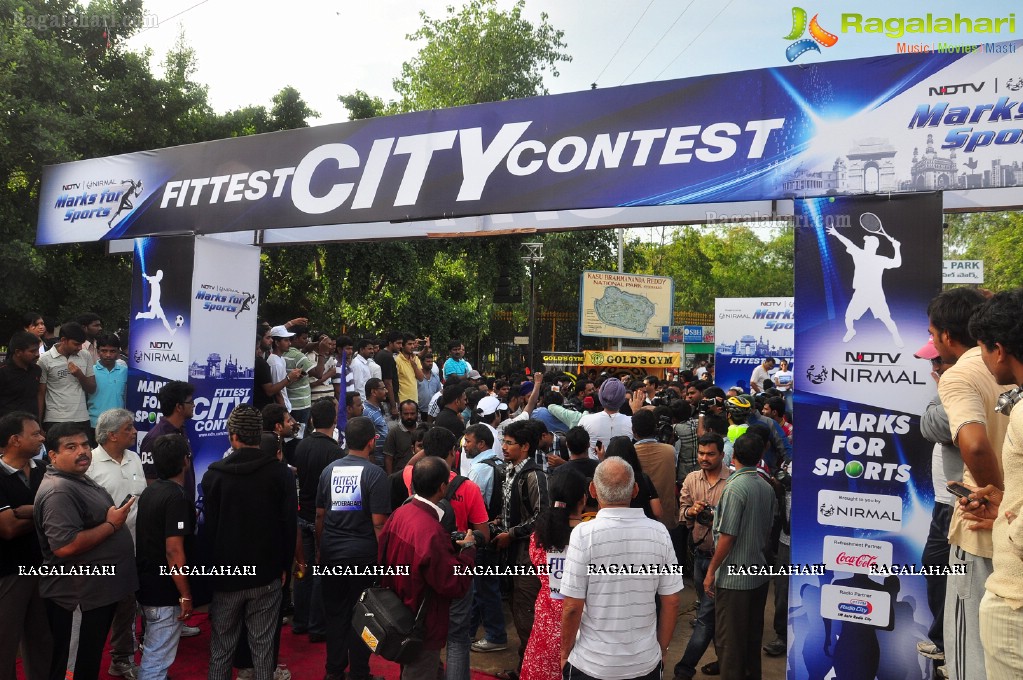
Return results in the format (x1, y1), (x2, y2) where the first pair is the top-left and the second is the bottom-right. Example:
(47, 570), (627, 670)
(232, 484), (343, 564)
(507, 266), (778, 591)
(379, 456), (477, 680)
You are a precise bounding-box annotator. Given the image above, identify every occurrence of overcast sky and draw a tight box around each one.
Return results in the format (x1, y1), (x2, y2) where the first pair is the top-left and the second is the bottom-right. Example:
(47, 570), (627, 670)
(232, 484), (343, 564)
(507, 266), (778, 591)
(125, 0), (1023, 126)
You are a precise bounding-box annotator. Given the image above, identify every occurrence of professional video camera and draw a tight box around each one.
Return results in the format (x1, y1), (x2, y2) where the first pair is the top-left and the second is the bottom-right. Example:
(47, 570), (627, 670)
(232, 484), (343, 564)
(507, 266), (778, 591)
(656, 414), (674, 445)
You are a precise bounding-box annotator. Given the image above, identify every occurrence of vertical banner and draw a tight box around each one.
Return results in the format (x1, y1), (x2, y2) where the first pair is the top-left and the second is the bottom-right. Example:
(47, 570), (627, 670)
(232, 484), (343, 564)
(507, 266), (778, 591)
(129, 236), (259, 496)
(790, 195), (941, 680)
(713, 298), (794, 391)
(187, 237), (260, 486)
(129, 235), (193, 437)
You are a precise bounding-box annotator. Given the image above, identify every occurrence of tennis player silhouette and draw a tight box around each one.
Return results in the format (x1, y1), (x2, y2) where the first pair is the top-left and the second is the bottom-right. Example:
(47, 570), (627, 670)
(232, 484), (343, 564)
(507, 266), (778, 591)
(826, 221), (903, 348)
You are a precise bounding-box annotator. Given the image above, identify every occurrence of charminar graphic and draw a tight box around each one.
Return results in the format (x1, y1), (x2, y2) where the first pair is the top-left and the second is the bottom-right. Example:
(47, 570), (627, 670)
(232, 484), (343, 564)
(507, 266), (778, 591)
(826, 212), (903, 348)
(135, 269), (176, 335)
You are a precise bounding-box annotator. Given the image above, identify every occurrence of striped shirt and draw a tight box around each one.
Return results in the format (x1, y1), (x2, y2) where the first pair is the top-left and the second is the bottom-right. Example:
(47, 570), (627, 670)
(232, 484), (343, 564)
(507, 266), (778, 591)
(560, 507), (684, 679)
(712, 467), (776, 590)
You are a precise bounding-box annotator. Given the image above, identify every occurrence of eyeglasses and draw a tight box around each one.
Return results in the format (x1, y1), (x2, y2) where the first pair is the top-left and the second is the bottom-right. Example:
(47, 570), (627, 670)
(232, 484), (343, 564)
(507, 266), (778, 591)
(502, 439), (519, 447)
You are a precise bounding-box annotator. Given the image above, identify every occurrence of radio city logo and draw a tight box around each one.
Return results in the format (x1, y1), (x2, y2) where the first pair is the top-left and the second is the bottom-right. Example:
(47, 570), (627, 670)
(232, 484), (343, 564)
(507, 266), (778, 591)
(784, 7), (838, 62)
(839, 599), (873, 616)
(817, 489), (903, 531)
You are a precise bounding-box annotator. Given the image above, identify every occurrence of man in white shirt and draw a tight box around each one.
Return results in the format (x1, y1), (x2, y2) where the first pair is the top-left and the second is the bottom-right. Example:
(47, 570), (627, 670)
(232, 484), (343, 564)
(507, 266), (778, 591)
(578, 378), (634, 458)
(351, 339), (375, 399)
(749, 357), (776, 394)
(560, 457), (683, 679)
(268, 325), (302, 412)
(86, 408), (146, 679)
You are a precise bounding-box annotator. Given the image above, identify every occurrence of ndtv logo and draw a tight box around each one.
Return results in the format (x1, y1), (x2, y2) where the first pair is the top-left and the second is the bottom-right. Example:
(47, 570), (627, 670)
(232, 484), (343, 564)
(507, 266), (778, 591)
(148, 341), (174, 350)
(929, 82), (984, 96)
(844, 352), (901, 364)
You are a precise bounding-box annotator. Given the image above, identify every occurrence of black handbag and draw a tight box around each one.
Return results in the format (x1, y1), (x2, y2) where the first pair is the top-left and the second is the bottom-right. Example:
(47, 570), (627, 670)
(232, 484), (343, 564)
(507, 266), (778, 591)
(352, 586), (429, 663)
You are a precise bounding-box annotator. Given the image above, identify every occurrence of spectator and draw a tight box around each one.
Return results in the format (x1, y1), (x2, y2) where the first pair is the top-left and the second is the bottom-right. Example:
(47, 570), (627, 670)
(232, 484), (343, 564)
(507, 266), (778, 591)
(560, 457), (683, 679)
(377, 456), (476, 680)
(315, 416), (390, 680)
(87, 334), (128, 429)
(35, 422), (137, 680)
(22, 312), (47, 354)
(520, 469), (587, 680)
(434, 382), (468, 440)
(0, 331), (43, 419)
(38, 322), (96, 434)
(577, 378), (635, 458)
(493, 419), (549, 678)
(292, 398), (344, 643)
(0, 411), (51, 680)
(375, 332), (402, 420)
(135, 434), (194, 680)
(86, 408), (146, 679)
(443, 340), (470, 381)
(350, 340), (375, 400)
(75, 313), (103, 367)
(362, 378), (389, 466)
(267, 326), (302, 413)
(604, 436), (661, 521)
(704, 432), (777, 680)
(140, 381), (196, 503)
(632, 409), (679, 530)
(201, 406), (297, 680)
(674, 433), (731, 680)
(383, 400), (419, 474)
(416, 352), (442, 420)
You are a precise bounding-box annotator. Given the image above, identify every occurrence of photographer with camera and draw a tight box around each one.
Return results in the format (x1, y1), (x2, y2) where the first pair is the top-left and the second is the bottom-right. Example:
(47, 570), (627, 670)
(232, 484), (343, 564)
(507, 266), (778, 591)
(673, 433), (731, 680)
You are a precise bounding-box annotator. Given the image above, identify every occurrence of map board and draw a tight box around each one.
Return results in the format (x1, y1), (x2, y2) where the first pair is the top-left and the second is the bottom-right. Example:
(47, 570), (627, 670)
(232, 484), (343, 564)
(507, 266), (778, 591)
(579, 271), (673, 340)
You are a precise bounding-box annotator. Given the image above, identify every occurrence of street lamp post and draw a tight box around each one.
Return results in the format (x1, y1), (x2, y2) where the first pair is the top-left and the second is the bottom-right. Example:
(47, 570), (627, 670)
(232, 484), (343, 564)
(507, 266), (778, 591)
(521, 242), (544, 371)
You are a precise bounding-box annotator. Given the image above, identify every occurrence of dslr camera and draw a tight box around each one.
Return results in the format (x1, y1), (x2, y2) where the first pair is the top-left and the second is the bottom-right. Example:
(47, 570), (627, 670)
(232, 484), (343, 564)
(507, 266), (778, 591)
(694, 505), (715, 527)
(451, 529), (486, 550)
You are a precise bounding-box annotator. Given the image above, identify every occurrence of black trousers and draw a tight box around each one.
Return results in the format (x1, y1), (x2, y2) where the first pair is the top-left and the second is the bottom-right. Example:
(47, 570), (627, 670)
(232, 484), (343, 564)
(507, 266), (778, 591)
(45, 600), (117, 680)
(322, 570), (375, 678)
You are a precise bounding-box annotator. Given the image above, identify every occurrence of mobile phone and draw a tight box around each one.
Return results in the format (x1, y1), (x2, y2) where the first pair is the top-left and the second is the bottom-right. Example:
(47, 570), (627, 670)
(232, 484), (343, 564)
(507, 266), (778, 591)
(119, 494), (135, 508)
(947, 482), (985, 503)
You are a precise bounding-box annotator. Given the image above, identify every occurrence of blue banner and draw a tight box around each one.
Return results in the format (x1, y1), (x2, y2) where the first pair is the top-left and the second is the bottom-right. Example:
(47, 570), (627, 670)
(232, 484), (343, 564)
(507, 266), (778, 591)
(790, 195), (942, 680)
(714, 298), (794, 392)
(129, 237), (259, 496)
(36, 42), (1023, 244)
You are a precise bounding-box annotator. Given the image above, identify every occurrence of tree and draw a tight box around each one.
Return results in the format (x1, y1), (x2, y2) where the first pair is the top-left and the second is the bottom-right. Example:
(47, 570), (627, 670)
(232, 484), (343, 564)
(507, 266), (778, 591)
(338, 90), (386, 121)
(270, 86), (319, 129)
(391, 0), (571, 113)
(944, 211), (1023, 290)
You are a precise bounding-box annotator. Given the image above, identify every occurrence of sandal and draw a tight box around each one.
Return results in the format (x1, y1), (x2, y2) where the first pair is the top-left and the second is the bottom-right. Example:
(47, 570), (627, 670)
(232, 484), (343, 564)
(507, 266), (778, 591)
(701, 661), (720, 676)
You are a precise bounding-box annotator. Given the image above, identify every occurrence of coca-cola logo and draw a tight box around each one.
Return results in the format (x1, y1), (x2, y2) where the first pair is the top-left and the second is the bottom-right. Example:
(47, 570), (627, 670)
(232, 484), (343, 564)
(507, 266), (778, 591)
(835, 551), (878, 568)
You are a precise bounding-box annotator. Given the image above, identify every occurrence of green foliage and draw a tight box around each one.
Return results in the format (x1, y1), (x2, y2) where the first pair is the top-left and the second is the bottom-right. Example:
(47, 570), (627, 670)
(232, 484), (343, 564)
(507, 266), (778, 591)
(944, 212), (1023, 290)
(0, 4), (320, 339)
(631, 225), (794, 314)
(338, 90), (386, 121)
(391, 0), (571, 113)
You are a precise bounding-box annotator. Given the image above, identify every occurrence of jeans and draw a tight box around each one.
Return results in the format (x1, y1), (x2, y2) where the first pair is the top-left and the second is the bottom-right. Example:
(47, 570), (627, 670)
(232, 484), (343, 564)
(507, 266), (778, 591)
(138, 606), (182, 680)
(446, 581), (474, 680)
(675, 551), (717, 678)
(772, 541), (790, 640)
(293, 518), (326, 636)
(470, 548), (507, 644)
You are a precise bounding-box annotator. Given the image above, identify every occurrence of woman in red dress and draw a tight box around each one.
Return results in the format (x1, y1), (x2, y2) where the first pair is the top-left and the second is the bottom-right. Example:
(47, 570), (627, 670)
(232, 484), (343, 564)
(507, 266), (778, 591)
(520, 470), (588, 680)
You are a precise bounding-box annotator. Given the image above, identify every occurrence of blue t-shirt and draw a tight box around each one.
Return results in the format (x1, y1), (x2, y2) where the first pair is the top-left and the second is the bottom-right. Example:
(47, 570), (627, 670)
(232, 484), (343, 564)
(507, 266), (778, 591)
(443, 357), (468, 380)
(315, 455), (390, 564)
(88, 361), (127, 426)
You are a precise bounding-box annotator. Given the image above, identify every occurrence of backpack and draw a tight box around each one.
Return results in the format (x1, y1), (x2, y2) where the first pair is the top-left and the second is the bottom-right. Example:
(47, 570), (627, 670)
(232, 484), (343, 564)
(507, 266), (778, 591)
(404, 474), (467, 533)
(475, 457), (507, 521)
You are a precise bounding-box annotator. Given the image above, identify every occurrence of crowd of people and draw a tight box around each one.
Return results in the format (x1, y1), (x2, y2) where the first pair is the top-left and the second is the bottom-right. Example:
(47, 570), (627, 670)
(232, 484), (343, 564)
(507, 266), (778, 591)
(11, 292), (1023, 680)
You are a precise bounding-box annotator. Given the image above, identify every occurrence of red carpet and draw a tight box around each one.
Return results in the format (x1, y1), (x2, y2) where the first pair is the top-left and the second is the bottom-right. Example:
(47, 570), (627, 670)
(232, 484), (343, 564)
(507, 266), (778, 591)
(17, 613), (500, 679)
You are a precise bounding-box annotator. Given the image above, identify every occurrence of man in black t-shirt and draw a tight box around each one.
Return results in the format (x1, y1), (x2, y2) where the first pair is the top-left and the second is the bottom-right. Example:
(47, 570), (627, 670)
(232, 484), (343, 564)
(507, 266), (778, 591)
(0, 412), (50, 680)
(315, 417), (390, 680)
(434, 382), (468, 440)
(0, 332), (43, 419)
(135, 433), (194, 679)
(292, 399), (343, 641)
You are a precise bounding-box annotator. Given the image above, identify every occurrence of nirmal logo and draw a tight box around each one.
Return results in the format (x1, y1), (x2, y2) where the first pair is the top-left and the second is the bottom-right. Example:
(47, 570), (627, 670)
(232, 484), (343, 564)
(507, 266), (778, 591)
(784, 7), (839, 62)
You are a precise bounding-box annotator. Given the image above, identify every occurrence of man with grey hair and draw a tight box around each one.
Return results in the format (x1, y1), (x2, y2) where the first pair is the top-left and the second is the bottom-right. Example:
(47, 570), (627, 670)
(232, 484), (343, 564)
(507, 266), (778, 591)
(559, 457), (684, 679)
(87, 408), (145, 679)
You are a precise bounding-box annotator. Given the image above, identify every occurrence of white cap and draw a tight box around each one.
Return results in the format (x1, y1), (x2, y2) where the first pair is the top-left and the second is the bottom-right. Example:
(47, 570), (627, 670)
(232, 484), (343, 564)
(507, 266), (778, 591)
(695, 366), (708, 378)
(270, 325), (295, 338)
(476, 395), (508, 416)
(467, 369), (482, 380)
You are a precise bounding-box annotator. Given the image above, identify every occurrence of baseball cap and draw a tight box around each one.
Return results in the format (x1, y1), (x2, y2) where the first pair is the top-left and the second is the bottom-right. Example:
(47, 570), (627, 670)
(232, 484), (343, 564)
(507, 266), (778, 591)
(695, 366), (708, 378)
(270, 325), (295, 338)
(466, 370), (482, 380)
(476, 395), (509, 416)
(518, 382), (534, 396)
(914, 339), (940, 361)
